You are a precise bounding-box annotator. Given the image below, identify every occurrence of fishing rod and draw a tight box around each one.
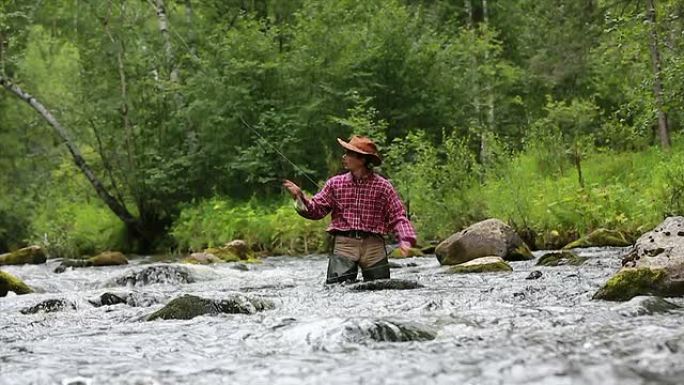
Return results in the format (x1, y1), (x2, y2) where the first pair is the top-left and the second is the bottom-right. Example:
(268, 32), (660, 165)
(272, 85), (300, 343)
(237, 116), (322, 191)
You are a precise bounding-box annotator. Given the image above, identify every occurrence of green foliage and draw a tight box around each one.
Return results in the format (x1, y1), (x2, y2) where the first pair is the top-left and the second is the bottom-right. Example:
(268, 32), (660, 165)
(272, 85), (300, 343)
(171, 197), (329, 255)
(28, 200), (127, 259)
(2, 0), (684, 254)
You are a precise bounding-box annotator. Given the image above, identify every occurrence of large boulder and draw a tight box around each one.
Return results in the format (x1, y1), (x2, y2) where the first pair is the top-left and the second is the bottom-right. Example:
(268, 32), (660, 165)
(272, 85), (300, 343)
(446, 256), (513, 274)
(563, 228), (631, 249)
(0, 245), (46, 265)
(146, 294), (274, 321)
(55, 251), (128, 273)
(435, 219), (533, 265)
(0, 270), (33, 296)
(593, 217), (684, 301)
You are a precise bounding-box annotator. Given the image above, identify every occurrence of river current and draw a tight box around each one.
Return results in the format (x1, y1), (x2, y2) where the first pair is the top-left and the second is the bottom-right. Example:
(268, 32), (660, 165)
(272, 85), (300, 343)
(1, 247), (683, 385)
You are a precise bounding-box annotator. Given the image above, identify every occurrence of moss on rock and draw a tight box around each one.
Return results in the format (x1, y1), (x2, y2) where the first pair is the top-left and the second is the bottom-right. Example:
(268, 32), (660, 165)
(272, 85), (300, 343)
(563, 228), (631, 249)
(88, 251), (128, 266)
(0, 270), (33, 296)
(593, 268), (668, 301)
(536, 251), (587, 266)
(204, 247), (241, 262)
(182, 252), (224, 264)
(389, 247), (424, 259)
(507, 243), (534, 261)
(0, 246), (46, 265)
(447, 257), (513, 274)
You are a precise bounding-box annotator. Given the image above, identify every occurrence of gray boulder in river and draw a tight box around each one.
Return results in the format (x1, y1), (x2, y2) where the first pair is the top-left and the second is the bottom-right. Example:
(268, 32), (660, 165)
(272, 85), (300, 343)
(114, 265), (194, 287)
(146, 294), (274, 320)
(435, 218), (533, 265)
(594, 216), (684, 301)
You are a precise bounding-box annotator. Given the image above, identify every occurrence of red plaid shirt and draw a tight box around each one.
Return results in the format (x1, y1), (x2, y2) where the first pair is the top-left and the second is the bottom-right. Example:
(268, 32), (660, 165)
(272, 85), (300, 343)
(298, 172), (417, 246)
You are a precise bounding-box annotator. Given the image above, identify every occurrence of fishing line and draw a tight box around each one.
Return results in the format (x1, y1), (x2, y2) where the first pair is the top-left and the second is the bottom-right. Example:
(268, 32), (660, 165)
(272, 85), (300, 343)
(238, 116), (322, 190)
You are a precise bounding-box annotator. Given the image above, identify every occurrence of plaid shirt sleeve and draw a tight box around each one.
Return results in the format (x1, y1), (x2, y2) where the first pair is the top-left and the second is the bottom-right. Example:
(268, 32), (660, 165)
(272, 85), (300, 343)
(385, 183), (417, 247)
(297, 180), (334, 220)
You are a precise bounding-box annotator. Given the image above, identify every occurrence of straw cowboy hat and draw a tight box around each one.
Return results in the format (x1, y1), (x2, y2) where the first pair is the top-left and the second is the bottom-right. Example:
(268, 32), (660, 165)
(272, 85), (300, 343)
(337, 135), (382, 165)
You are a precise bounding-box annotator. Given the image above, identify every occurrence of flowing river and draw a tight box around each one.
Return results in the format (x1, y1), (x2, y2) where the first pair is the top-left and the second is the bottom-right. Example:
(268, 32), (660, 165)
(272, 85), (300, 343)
(1, 247), (683, 385)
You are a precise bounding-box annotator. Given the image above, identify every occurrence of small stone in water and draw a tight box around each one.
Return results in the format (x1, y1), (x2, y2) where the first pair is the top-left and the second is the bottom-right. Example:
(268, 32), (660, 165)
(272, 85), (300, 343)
(526, 271), (543, 280)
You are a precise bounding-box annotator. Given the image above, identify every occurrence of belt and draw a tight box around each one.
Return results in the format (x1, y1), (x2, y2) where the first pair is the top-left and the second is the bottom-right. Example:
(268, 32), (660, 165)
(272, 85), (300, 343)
(332, 230), (379, 239)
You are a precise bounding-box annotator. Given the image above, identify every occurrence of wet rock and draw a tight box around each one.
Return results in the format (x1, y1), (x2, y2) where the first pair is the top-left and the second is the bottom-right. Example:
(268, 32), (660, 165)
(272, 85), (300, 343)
(114, 265), (194, 287)
(348, 279), (423, 291)
(536, 251), (587, 266)
(389, 247), (424, 259)
(594, 217), (684, 301)
(563, 228), (631, 249)
(55, 251), (128, 273)
(182, 252), (223, 265)
(0, 270), (33, 296)
(146, 294), (274, 321)
(0, 245), (46, 265)
(526, 270), (543, 280)
(21, 299), (75, 314)
(88, 291), (165, 307)
(612, 296), (681, 317)
(435, 218), (533, 265)
(388, 261), (403, 269)
(230, 263), (249, 271)
(446, 256), (513, 274)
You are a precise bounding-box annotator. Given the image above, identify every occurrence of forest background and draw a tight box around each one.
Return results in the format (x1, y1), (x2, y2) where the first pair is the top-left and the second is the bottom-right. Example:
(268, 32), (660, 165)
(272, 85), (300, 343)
(1, 0), (683, 258)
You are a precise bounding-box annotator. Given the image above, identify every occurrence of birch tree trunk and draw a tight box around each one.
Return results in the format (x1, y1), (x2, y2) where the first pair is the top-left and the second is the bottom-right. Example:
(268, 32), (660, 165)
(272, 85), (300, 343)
(184, 0), (196, 56)
(482, 0), (494, 166)
(646, 0), (671, 150)
(0, 76), (141, 232)
(150, 0), (179, 83)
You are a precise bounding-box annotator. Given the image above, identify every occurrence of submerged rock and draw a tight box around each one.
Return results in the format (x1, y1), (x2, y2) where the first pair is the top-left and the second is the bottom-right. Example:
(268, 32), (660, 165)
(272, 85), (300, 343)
(563, 228), (631, 249)
(612, 296), (681, 317)
(358, 319), (436, 342)
(114, 265), (194, 287)
(146, 294), (274, 321)
(0, 245), (46, 265)
(21, 299), (75, 314)
(447, 256), (513, 274)
(594, 217), (684, 301)
(348, 279), (423, 291)
(55, 251), (128, 273)
(283, 318), (436, 351)
(435, 218), (533, 265)
(0, 270), (33, 296)
(536, 251), (587, 266)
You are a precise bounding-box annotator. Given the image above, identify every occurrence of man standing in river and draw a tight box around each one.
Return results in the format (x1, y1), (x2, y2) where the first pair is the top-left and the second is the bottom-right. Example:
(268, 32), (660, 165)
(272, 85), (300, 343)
(282, 135), (416, 284)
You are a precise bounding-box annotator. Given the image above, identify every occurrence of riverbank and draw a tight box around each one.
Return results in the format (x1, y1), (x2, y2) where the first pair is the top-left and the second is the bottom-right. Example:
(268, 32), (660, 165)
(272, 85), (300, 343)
(9, 143), (680, 258)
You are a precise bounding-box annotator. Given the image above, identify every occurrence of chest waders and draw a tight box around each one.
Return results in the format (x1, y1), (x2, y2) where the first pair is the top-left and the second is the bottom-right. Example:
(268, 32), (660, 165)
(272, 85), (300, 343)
(326, 232), (390, 284)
